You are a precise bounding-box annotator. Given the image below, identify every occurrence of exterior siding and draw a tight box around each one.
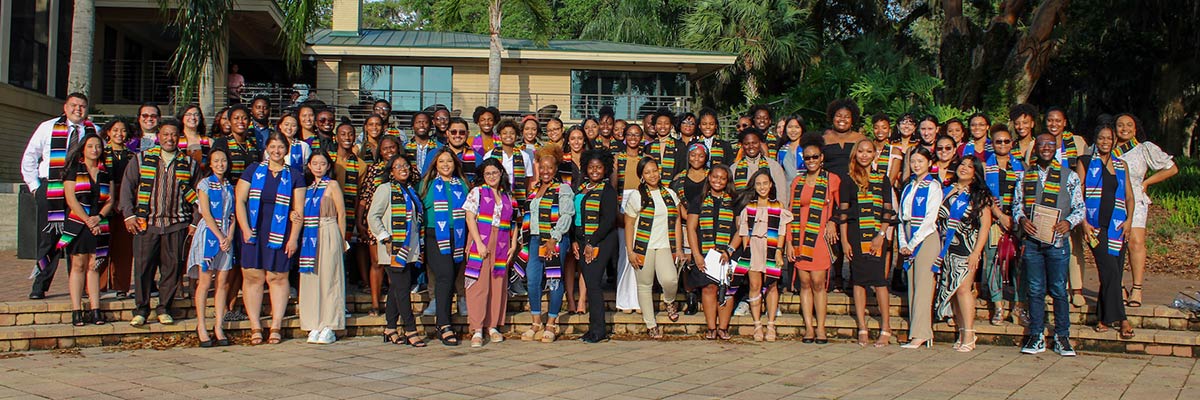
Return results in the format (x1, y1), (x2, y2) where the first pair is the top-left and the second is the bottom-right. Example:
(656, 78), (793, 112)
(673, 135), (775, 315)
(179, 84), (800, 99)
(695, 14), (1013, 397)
(0, 84), (60, 184)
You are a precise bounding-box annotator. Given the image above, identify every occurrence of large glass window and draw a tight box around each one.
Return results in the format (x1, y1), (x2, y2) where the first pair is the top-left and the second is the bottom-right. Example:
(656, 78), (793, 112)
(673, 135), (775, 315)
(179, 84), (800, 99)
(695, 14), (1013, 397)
(570, 70), (690, 120)
(8, 0), (50, 92)
(360, 65), (452, 111)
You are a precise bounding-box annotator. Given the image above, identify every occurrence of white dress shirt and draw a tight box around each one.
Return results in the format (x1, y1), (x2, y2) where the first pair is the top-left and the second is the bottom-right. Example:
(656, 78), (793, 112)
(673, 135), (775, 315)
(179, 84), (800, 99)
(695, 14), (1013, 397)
(21, 117), (87, 192)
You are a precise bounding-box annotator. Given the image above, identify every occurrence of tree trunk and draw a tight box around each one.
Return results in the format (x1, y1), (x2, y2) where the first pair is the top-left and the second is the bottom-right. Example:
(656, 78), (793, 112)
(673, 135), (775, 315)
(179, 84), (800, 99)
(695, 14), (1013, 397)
(939, 0), (974, 108)
(1002, 0), (1070, 104)
(487, 0), (503, 108)
(1151, 62), (1194, 155)
(67, 0), (95, 96)
(742, 57), (758, 101)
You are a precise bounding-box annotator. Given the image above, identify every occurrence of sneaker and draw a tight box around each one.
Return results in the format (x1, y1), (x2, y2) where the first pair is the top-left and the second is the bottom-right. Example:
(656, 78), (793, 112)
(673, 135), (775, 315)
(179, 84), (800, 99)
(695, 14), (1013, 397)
(1021, 334), (1046, 354)
(129, 315), (146, 327)
(307, 329), (321, 344)
(489, 328), (505, 343)
(733, 301), (749, 316)
(1053, 336), (1076, 357)
(316, 328), (336, 344)
(458, 297), (469, 317)
(422, 299), (437, 316)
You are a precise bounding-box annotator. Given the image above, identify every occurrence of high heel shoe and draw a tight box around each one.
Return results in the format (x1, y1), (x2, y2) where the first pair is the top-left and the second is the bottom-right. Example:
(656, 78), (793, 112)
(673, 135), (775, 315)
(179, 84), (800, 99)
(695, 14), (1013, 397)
(856, 330), (869, 347)
(874, 331), (892, 347)
(957, 329), (978, 352)
(71, 310), (85, 327)
(953, 328), (964, 351)
(901, 338), (932, 349)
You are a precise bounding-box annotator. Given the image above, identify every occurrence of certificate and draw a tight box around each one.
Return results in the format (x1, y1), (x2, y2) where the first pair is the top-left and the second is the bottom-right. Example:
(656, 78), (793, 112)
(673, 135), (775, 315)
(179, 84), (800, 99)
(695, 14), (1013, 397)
(1031, 204), (1061, 244)
(703, 249), (730, 284)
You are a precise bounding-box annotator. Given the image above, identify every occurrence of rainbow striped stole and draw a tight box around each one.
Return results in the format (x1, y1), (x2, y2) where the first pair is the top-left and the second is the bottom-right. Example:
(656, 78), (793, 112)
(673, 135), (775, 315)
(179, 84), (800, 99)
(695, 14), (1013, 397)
(631, 187), (678, 257)
(1084, 156), (1129, 256)
(46, 119), (96, 226)
(177, 136), (212, 150)
(457, 147), (479, 181)
(792, 171), (829, 261)
(733, 156), (770, 192)
(134, 147), (197, 219)
(1023, 158), (1063, 217)
(855, 172), (886, 255)
(55, 163), (111, 259)
(698, 192), (734, 254)
(470, 131), (496, 154)
(465, 185), (514, 281)
(298, 178), (329, 274)
(735, 202), (783, 280)
(390, 183), (421, 268)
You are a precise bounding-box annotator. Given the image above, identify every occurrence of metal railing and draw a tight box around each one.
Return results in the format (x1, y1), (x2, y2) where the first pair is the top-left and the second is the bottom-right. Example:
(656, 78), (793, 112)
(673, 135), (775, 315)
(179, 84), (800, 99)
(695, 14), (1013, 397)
(101, 59), (174, 104)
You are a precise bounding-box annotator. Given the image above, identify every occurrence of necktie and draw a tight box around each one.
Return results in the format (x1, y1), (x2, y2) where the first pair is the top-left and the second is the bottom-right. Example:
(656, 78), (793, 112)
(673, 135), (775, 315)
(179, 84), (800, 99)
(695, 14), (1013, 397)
(67, 125), (80, 153)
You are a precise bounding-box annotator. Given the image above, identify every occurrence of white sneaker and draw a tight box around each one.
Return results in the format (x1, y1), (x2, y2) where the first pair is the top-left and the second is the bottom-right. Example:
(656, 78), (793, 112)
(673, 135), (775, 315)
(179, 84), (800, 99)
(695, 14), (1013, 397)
(733, 301), (749, 316)
(307, 329), (321, 344)
(316, 327), (336, 344)
(776, 309), (783, 317)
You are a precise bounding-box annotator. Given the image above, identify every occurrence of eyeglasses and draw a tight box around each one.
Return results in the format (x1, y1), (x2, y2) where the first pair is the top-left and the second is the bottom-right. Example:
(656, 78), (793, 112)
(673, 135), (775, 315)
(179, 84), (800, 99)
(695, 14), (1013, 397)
(140, 114), (159, 119)
(448, 130), (468, 135)
(183, 112), (200, 118)
(802, 155), (822, 161)
(993, 139), (1013, 144)
(937, 146), (955, 151)
(680, 120), (696, 126)
(483, 170), (503, 177)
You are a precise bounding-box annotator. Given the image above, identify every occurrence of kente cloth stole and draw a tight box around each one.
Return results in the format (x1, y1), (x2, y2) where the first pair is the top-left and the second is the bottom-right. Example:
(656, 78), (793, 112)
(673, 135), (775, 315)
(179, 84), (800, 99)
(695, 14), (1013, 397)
(1084, 156), (1128, 256)
(390, 183), (423, 269)
(792, 171), (828, 261)
(733, 156), (770, 192)
(246, 162), (292, 249)
(1022, 158), (1064, 217)
(631, 187), (678, 257)
(135, 147), (197, 218)
(855, 172), (886, 255)
(698, 192), (734, 254)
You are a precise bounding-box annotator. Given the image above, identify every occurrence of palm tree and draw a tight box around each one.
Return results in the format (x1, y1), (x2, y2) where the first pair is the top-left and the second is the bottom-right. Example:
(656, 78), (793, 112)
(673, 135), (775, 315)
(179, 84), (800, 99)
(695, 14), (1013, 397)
(67, 0), (95, 95)
(681, 0), (817, 101)
(578, 0), (682, 47)
(157, 0), (319, 112)
(436, 0), (551, 107)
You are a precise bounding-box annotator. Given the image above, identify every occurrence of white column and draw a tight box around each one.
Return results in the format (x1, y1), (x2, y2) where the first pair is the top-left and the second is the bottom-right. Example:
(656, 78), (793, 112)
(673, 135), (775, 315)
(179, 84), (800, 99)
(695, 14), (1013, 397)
(0, 0), (12, 82)
(46, 0), (60, 96)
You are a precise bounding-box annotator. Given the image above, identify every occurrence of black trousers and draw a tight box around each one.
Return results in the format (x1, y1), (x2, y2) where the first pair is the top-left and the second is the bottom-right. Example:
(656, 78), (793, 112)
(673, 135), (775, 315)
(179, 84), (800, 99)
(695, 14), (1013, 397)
(133, 227), (186, 317)
(1092, 228), (1127, 325)
(583, 237), (615, 338)
(31, 182), (67, 295)
(385, 266), (417, 331)
(424, 228), (463, 327)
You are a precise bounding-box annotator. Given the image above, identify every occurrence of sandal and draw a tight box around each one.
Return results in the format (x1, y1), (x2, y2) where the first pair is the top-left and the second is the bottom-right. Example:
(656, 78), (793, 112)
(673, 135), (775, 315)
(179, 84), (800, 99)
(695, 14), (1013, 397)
(753, 321), (764, 342)
(765, 322), (777, 342)
(522, 322), (543, 341)
(990, 303), (1005, 326)
(666, 302), (680, 322)
(72, 310), (86, 327)
(438, 325), (459, 346)
(856, 330), (869, 347)
(957, 329), (978, 353)
(1094, 323), (1110, 333)
(875, 331), (892, 347)
(383, 330), (402, 344)
(1125, 284), (1143, 308)
(470, 331), (484, 348)
(404, 331), (428, 347)
(647, 326), (663, 339)
(368, 308), (380, 317)
(1119, 321), (1136, 340)
(268, 331), (282, 345)
(1070, 289), (1086, 307)
(717, 328), (732, 340)
(250, 329), (264, 345)
(541, 324), (559, 343)
(704, 329), (717, 340)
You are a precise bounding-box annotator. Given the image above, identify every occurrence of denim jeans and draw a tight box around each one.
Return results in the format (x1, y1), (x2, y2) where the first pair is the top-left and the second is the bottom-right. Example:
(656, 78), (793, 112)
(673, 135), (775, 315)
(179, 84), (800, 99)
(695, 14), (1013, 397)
(527, 235), (570, 318)
(1023, 239), (1071, 338)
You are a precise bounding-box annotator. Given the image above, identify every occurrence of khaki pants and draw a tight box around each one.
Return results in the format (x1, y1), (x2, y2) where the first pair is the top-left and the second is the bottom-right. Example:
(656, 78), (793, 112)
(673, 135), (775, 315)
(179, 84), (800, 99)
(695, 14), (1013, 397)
(635, 248), (678, 328)
(905, 235), (940, 341)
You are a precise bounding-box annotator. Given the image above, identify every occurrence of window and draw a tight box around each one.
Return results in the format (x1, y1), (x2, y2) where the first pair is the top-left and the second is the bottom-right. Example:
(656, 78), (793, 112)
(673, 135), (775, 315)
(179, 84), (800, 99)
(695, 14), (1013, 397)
(360, 65), (452, 111)
(570, 70), (690, 120)
(8, 0), (50, 92)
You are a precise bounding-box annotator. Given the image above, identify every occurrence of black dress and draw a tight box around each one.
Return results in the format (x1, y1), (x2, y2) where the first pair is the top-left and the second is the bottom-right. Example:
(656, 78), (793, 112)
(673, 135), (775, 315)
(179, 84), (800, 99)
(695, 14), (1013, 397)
(840, 176), (894, 287)
(823, 142), (854, 179)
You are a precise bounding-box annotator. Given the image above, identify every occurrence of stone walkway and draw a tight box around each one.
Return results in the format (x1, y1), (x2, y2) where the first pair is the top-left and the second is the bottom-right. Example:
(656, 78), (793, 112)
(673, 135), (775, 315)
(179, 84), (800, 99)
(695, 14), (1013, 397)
(0, 339), (1196, 399)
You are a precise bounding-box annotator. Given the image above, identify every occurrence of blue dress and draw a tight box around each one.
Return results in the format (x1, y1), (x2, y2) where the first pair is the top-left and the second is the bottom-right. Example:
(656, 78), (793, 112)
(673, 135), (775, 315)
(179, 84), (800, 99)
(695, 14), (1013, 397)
(239, 165), (305, 272)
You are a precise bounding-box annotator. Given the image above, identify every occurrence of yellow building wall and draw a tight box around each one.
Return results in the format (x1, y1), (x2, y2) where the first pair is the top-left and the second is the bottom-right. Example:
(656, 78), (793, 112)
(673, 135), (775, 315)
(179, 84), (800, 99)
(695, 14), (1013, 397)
(0, 84), (61, 184)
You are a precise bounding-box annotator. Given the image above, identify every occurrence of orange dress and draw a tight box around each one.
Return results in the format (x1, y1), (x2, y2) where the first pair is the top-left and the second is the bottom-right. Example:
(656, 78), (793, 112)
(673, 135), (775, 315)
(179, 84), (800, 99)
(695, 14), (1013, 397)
(790, 173), (841, 271)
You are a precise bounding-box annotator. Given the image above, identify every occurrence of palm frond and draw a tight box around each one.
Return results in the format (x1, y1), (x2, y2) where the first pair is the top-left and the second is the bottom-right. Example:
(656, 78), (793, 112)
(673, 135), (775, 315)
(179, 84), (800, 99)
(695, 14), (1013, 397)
(157, 0), (235, 110)
(278, 0), (320, 77)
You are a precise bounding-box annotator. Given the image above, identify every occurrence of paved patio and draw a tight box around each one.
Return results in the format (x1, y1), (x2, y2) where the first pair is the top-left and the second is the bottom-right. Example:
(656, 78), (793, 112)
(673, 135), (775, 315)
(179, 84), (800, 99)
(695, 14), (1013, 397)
(0, 339), (1196, 399)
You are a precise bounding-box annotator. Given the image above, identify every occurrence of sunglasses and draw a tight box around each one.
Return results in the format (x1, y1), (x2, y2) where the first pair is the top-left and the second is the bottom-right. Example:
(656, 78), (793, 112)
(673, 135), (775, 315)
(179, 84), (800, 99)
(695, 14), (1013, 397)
(937, 146), (955, 151)
(737, 124), (751, 128)
(448, 130), (468, 135)
(140, 114), (159, 119)
(993, 139), (1013, 144)
(802, 155), (822, 161)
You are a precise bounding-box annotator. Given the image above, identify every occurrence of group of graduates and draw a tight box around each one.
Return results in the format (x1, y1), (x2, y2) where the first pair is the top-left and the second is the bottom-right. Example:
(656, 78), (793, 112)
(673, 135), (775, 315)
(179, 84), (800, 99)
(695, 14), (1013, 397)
(21, 92), (1177, 354)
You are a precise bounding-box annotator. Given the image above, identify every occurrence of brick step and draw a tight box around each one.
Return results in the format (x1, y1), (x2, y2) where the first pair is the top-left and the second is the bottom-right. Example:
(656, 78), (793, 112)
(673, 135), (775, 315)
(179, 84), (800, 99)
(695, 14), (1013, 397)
(4, 291), (1196, 332)
(1, 311), (1195, 357)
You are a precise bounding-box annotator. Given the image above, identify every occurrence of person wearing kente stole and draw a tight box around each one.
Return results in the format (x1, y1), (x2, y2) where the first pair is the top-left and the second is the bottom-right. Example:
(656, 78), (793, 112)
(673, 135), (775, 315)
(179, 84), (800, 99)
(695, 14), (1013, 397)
(57, 134), (114, 326)
(519, 144), (576, 343)
(331, 121), (367, 297)
(898, 146), (943, 349)
(445, 117), (482, 182)
(469, 106), (500, 155)
(785, 134), (840, 344)
(356, 135), (401, 316)
(612, 125), (644, 313)
(21, 93), (96, 300)
(212, 105), (261, 182)
(644, 110), (680, 185)
(982, 126), (1026, 325)
(961, 113), (993, 160)
(419, 149), (471, 346)
(1044, 107), (1091, 308)
(463, 159), (518, 348)
(234, 132), (306, 344)
(100, 120), (135, 299)
(574, 149), (620, 343)
(297, 152), (347, 345)
(1013, 133), (1085, 357)
(1077, 121), (1136, 340)
(484, 119), (534, 210)
(366, 155), (427, 347)
(519, 115), (541, 153)
(670, 142), (711, 316)
(731, 128), (787, 196)
(1009, 104), (1038, 163)
(731, 170), (793, 342)
(404, 111), (441, 176)
(695, 108), (733, 167)
(613, 124), (646, 200)
(686, 164), (737, 341)
(933, 157), (993, 353)
(185, 149), (235, 347)
(624, 157), (684, 339)
(119, 121), (199, 327)
(1112, 113), (1177, 309)
(840, 140), (897, 347)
